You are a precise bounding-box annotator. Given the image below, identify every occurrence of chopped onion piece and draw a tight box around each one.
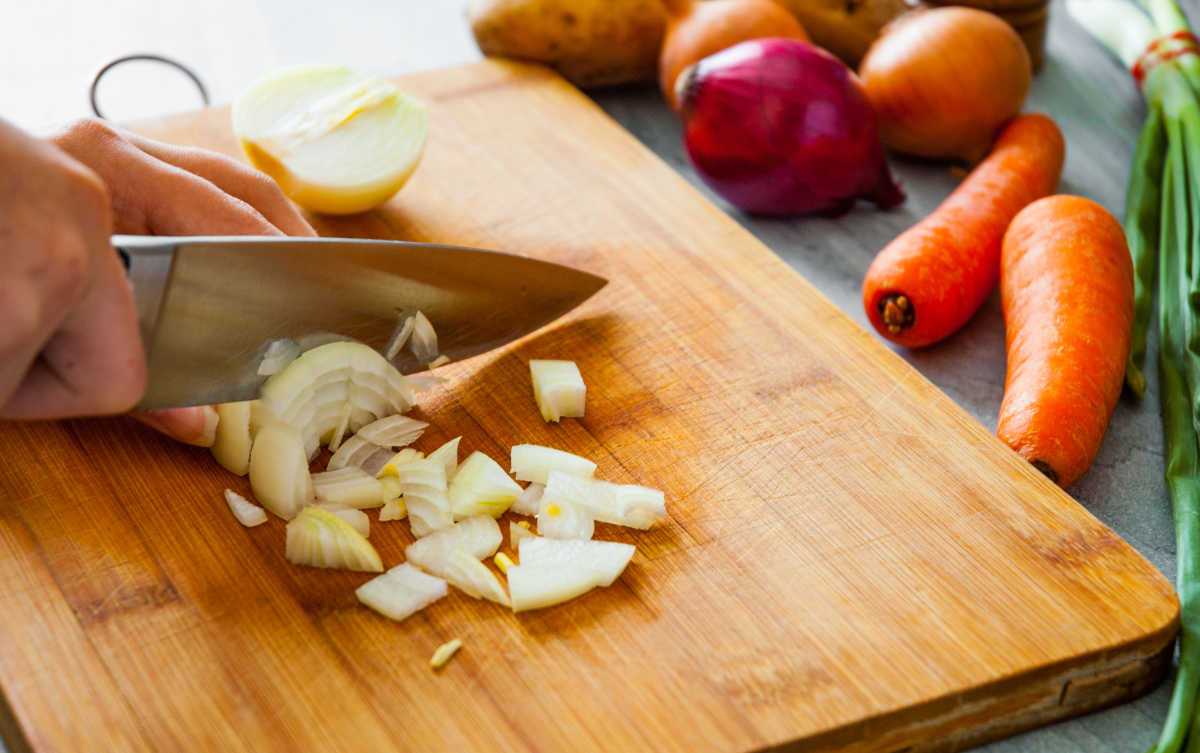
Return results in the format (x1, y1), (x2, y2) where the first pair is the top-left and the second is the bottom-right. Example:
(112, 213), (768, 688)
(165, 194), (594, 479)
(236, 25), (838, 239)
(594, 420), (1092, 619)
(544, 470), (667, 529)
(211, 401), (255, 476)
(406, 515), (502, 579)
(448, 451), (523, 520)
(257, 338), (301, 376)
(379, 497), (407, 521)
(360, 447), (395, 477)
(510, 444), (596, 485)
(427, 437), (461, 481)
(529, 360), (585, 422)
(328, 435), (382, 472)
(510, 483), (544, 517)
(518, 537), (634, 587)
(249, 421), (313, 520)
(312, 467), (384, 509)
(355, 414), (428, 448)
(430, 638), (462, 669)
(377, 447), (425, 477)
(509, 520), (535, 548)
(326, 402), (353, 453)
(389, 455), (453, 537)
(507, 562), (607, 613)
(326, 507), (370, 537)
(409, 310), (439, 364)
(444, 549), (510, 606)
(285, 506), (383, 572)
(223, 488), (268, 527)
(427, 354), (451, 369)
(356, 563), (446, 622)
(536, 493), (594, 540)
(379, 475), (403, 503)
(383, 314), (416, 362)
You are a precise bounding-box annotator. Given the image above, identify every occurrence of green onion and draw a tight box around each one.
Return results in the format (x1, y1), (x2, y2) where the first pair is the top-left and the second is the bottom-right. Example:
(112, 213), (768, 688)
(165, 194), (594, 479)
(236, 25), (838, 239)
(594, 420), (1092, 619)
(1069, 1), (1200, 750)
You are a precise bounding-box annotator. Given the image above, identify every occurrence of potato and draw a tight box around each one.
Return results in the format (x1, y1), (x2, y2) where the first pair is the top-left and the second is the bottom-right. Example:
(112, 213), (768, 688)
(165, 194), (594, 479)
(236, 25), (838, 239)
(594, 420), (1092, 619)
(467, 0), (668, 88)
(770, 0), (921, 67)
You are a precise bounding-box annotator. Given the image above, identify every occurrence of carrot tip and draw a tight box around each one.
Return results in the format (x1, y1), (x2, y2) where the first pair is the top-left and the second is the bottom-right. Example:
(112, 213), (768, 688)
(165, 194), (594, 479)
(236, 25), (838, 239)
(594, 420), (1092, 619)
(1030, 460), (1059, 485)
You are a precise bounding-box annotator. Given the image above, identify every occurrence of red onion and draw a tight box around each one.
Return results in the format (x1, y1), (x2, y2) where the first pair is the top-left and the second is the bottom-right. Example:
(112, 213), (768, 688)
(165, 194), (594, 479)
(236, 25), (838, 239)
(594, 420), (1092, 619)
(677, 37), (904, 216)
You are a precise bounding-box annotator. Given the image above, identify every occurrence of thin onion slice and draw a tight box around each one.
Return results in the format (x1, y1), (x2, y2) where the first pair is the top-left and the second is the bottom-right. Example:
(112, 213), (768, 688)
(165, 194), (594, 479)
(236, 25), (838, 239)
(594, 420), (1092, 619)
(327, 435), (383, 472)
(312, 467), (385, 509)
(384, 314), (416, 362)
(510, 444), (596, 485)
(326, 402), (354, 453)
(223, 489), (268, 527)
(249, 421), (313, 520)
(444, 549), (510, 606)
(427, 355), (451, 369)
(211, 401), (255, 476)
(355, 414), (428, 448)
(356, 563), (446, 622)
(410, 311), (439, 364)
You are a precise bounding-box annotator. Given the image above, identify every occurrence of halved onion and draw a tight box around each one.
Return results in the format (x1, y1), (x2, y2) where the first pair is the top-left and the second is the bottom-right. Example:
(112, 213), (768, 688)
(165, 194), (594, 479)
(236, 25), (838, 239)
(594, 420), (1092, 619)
(285, 506), (383, 572)
(510, 444), (596, 485)
(233, 64), (427, 215)
(356, 563), (447, 622)
(448, 451), (523, 520)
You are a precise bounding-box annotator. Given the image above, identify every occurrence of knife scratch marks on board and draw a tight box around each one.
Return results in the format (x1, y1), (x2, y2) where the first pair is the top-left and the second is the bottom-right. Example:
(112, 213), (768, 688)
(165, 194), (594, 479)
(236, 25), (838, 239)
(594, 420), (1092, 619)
(76, 582), (181, 627)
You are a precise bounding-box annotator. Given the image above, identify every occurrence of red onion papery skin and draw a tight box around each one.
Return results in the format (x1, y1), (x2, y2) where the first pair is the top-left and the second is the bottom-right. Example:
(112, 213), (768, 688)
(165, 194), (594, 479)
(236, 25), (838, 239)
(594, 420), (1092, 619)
(678, 38), (904, 216)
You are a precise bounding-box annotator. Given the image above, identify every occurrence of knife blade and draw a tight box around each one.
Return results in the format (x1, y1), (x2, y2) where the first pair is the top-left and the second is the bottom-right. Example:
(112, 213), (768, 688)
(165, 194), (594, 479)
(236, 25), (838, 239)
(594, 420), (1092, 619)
(113, 235), (607, 411)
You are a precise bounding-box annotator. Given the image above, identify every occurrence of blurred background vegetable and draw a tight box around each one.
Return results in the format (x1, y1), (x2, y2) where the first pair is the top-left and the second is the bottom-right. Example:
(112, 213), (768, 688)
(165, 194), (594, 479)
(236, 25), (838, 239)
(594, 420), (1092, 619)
(770, 0), (921, 66)
(1068, 0), (1200, 749)
(658, 0), (809, 112)
(466, 0), (668, 88)
(858, 5), (1032, 164)
(677, 37), (903, 216)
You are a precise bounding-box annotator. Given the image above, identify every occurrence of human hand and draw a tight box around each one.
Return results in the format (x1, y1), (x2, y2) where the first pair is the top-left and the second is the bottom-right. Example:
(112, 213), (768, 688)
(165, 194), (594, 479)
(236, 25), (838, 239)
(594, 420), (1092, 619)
(0, 117), (315, 446)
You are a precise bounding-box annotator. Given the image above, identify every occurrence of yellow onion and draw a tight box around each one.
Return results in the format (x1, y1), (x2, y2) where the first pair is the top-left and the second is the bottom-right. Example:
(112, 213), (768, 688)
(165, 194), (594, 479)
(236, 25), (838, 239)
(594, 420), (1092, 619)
(859, 7), (1031, 163)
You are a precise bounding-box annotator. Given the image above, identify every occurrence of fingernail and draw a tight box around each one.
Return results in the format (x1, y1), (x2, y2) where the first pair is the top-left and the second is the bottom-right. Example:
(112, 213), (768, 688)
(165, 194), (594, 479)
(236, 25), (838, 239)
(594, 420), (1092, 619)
(194, 406), (219, 447)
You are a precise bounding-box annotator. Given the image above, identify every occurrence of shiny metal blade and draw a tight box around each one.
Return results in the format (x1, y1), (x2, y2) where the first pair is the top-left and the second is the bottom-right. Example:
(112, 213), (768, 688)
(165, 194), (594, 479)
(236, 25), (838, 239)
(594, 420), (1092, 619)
(116, 235), (606, 410)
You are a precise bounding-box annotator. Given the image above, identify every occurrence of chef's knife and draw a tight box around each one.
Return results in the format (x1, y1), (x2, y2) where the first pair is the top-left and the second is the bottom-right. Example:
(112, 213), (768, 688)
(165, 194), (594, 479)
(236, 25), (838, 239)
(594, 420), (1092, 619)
(113, 235), (607, 411)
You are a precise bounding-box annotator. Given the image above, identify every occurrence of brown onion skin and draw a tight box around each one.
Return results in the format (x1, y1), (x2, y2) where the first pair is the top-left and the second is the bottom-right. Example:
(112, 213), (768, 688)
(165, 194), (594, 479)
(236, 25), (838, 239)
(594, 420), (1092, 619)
(858, 7), (1031, 164)
(658, 0), (810, 113)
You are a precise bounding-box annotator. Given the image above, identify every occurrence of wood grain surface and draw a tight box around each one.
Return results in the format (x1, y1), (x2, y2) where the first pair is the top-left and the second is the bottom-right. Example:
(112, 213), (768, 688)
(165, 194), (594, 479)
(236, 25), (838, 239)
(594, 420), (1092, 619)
(0, 60), (1180, 753)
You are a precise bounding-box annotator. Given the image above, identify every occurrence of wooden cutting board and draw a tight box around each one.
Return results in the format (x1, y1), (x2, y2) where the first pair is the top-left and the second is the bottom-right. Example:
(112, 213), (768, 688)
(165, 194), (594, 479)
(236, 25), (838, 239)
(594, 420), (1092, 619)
(0, 60), (1178, 753)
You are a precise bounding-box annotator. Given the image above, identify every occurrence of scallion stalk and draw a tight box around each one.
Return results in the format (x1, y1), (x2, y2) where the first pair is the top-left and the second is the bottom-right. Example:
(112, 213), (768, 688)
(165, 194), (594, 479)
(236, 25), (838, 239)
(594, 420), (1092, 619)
(1069, 1), (1200, 750)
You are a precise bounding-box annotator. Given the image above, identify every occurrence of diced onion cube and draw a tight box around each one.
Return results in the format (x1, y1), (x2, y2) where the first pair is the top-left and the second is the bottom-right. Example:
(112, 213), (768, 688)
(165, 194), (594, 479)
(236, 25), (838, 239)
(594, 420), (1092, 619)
(529, 360), (585, 422)
(430, 638), (462, 669)
(312, 467), (385, 509)
(356, 563), (447, 622)
(406, 516), (502, 579)
(510, 483), (544, 516)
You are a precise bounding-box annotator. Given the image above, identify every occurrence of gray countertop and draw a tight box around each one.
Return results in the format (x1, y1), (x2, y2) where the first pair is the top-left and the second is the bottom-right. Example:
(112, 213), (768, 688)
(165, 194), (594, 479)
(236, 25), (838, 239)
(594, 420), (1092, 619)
(0, 0), (1187, 750)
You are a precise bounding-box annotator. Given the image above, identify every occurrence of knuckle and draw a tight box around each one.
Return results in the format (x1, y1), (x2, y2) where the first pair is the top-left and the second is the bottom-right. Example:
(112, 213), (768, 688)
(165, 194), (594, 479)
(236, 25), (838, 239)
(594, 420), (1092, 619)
(55, 116), (119, 147)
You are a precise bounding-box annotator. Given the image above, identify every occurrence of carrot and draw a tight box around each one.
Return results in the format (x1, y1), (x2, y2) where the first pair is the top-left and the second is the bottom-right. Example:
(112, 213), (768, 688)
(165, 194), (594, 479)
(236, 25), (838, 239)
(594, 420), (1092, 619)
(861, 113), (1065, 348)
(996, 195), (1133, 489)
